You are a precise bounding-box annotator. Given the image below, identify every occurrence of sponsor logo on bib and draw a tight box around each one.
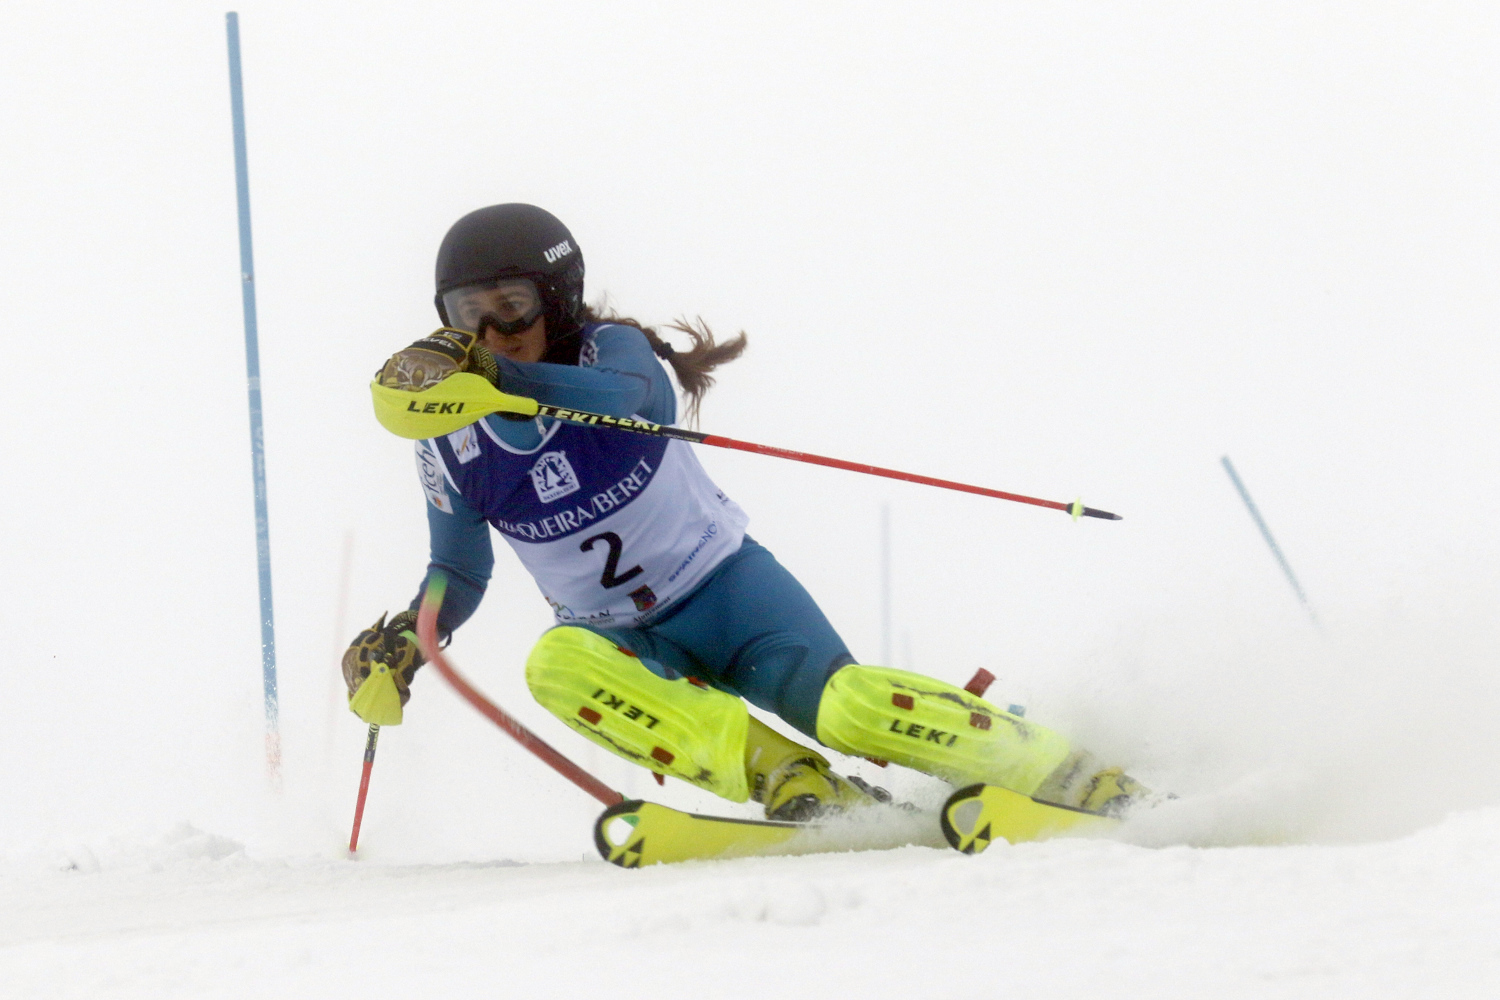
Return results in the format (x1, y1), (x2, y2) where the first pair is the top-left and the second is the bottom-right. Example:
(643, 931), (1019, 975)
(628, 584), (658, 612)
(447, 425), (481, 464)
(416, 441), (453, 513)
(531, 450), (580, 503)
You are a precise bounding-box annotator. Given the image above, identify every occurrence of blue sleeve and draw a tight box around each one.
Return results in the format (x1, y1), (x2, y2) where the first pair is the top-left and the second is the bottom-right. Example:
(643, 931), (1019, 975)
(494, 324), (678, 424)
(409, 487), (494, 638)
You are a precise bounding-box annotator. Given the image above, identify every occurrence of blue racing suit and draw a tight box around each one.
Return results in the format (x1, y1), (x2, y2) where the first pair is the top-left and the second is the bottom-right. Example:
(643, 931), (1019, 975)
(410, 323), (854, 738)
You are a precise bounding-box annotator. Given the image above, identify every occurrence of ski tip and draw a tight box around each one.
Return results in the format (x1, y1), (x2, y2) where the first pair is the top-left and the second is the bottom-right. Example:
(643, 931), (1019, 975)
(594, 799), (647, 866)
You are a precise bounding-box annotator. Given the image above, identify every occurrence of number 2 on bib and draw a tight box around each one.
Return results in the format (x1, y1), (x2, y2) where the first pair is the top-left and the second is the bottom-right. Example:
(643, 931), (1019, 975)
(579, 531), (644, 589)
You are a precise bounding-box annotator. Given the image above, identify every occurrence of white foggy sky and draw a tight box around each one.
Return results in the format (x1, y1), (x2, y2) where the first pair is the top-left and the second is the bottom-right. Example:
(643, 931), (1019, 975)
(3, 3), (1499, 856)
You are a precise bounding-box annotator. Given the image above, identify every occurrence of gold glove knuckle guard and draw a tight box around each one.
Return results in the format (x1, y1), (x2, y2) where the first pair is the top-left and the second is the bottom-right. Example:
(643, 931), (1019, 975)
(377, 328), (489, 393)
(340, 646), (367, 696)
(814, 664), (1073, 795)
(525, 627), (751, 802)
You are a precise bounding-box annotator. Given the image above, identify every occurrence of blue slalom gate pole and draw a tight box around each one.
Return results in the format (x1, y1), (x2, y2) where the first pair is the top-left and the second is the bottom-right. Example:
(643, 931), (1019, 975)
(1221, 456), (1319, 629)
(227, 12), (281, 779)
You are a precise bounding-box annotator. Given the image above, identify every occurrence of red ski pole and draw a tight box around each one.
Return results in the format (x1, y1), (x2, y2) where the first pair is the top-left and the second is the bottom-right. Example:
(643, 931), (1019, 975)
(415, 573), (623, 807)
(347, 722), (379, 855)
(371, 375), (1124, 521)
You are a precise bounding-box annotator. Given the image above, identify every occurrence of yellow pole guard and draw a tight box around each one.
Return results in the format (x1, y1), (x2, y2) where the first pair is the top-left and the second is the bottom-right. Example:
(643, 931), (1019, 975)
(370, 373), (540, 439)
(348, 659), (405, 726)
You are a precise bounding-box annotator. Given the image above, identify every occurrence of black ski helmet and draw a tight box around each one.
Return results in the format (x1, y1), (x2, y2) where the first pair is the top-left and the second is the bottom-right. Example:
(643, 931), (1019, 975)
(434, 204), (585, 340)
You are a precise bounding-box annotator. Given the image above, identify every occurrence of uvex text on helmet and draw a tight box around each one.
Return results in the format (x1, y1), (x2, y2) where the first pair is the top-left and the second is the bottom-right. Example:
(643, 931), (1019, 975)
(434, 204), (585, 340)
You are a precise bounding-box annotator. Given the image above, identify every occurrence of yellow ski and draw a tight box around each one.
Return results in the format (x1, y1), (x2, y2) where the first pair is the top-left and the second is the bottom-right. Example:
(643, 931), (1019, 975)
(594, 798), (949, 867)
(595, 800), (812, 867)
(594, 786), (1116, 868)
(940, 783), (1117, 854)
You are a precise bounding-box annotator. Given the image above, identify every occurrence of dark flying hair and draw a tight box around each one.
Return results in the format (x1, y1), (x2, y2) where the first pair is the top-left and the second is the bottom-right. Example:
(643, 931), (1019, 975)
(576, 304), (747, 426)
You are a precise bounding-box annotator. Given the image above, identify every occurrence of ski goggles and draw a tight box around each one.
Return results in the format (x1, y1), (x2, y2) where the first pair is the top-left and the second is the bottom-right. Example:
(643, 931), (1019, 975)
(440, 276), (544, 336)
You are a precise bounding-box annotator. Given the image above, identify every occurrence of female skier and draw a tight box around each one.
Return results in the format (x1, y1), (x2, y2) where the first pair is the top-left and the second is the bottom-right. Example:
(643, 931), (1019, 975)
(345, 203), (1145, 821)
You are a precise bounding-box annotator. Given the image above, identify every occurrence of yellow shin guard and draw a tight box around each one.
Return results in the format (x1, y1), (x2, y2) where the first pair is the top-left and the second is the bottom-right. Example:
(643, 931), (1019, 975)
(525, 627), (751, 802)
(815, 665), (1073, 795)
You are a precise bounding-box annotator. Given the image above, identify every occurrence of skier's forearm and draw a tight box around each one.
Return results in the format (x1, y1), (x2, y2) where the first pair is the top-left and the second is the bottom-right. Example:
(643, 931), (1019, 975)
(495, 325), (674, 421)
(495, 358), (649, 417)
(410, 563), (486, 637)
(416, 488), (494, 638)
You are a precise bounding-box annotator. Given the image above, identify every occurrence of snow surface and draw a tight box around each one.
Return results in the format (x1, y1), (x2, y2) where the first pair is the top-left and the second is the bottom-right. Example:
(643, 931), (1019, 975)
(4, 808), (1499, 999)
(14, 584), (1500, 998)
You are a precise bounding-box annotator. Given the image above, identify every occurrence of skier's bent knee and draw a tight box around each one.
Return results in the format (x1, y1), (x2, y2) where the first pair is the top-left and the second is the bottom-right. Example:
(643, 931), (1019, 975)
(525, 626), (753, 801)
(815, 664), (1151, 814)
(526, 627), (881, 818)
